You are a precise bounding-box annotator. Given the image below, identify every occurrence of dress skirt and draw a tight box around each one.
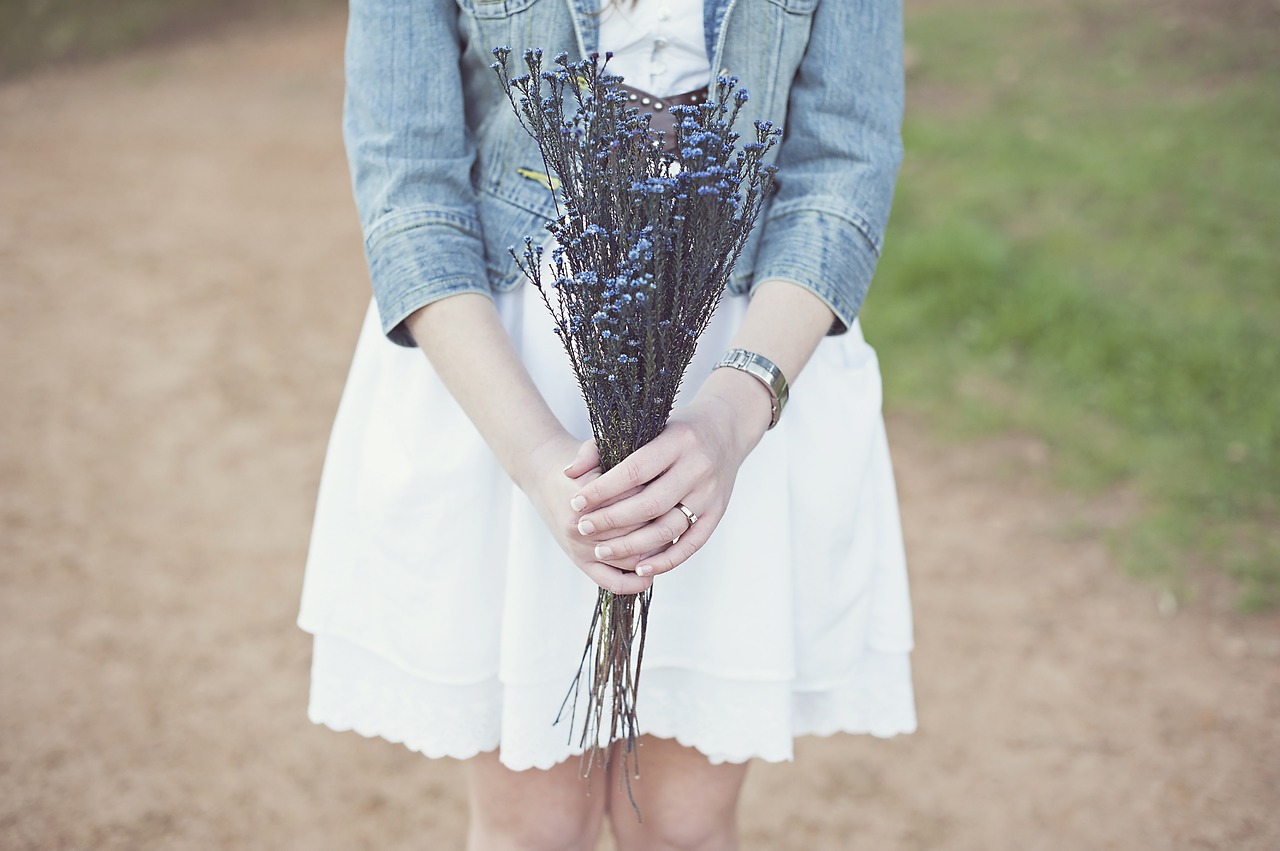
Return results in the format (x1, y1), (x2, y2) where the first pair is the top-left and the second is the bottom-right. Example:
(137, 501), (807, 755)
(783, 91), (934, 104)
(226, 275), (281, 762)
(297, 281), (917, 771)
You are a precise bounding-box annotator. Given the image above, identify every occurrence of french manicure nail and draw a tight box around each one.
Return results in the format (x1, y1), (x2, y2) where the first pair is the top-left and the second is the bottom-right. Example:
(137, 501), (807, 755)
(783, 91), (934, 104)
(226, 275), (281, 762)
(594, 544), (613, 560)
(636, 564), (653, 577)
(578, 518), (596, 535)
(570, 495), (587, 511)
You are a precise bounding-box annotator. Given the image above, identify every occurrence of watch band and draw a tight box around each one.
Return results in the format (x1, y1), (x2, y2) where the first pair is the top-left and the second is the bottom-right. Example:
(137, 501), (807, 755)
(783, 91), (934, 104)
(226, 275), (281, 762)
(713, 348), (790, 430)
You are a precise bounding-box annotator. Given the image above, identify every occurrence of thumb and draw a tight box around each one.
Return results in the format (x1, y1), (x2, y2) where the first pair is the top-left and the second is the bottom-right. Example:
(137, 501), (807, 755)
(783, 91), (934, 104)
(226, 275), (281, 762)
(563, 437), (600, 479)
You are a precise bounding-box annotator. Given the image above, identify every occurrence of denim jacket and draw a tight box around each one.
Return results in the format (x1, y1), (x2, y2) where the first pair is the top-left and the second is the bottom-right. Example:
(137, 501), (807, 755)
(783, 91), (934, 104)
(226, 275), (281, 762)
(344, 0), (904, 347)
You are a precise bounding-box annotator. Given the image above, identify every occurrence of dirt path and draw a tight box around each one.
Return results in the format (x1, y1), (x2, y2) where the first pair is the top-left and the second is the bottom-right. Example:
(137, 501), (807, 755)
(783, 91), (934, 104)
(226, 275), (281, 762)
(1, 10), (1276, 850)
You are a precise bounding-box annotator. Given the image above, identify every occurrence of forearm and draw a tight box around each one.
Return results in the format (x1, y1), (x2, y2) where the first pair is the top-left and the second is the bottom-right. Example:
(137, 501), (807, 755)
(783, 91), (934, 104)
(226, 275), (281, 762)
(404, 293), (567, 489)
(694, 279), (837, 447)
(750, 0), (904, 333)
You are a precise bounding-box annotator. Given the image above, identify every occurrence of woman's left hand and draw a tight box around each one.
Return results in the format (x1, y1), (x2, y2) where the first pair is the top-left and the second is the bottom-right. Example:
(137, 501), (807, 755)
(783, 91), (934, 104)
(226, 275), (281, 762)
(564, 369), (774, 578)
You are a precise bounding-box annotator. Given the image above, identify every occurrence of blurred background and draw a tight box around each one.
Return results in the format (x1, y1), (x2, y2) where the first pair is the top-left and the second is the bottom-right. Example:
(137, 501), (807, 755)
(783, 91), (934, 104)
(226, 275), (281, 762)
(2, 0), (1277, 848)
(874, 0), (1280, 613)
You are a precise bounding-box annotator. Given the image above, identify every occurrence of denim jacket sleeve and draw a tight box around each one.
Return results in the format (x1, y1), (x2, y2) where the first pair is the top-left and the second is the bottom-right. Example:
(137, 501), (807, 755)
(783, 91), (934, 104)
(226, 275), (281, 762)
(750, 0), (905, 334)
(344, 0), (490, 347)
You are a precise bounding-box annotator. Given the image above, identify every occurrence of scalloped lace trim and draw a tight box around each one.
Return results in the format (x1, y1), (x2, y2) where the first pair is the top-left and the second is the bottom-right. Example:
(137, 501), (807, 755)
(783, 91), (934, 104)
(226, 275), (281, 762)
(307, 634), (916, 771)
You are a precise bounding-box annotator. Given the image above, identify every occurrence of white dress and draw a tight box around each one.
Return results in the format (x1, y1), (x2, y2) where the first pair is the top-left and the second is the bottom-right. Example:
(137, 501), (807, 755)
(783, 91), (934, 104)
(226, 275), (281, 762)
(297, 0), (916, 771)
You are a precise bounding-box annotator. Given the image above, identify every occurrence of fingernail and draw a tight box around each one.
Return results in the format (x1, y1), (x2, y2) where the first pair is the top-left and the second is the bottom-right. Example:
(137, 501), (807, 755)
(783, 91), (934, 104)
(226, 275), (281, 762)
(636, 564), (652, 577)
(570, 495), (587, 511)
(578, 518), (596, 535)
(594, 544), (612, 560)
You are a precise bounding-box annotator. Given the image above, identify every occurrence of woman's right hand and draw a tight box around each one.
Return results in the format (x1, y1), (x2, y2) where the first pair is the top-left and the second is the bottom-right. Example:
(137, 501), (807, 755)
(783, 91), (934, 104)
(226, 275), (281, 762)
(517, 432), (655, 596)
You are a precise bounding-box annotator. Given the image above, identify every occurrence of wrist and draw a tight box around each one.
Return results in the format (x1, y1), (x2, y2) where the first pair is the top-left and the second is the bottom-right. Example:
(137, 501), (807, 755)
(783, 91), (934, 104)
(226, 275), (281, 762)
(696, 368), (772, 455)
(713, 347), (789, 429)
(509, 429), (574, 494)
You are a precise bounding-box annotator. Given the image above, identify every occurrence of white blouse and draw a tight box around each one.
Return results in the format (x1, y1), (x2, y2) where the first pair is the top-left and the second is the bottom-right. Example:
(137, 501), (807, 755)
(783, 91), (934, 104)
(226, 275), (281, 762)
(599, 0), (709, 98)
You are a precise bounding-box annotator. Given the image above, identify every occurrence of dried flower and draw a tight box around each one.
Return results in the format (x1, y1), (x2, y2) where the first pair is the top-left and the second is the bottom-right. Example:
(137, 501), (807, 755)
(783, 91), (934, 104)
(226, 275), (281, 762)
(492, 46), (779, 804)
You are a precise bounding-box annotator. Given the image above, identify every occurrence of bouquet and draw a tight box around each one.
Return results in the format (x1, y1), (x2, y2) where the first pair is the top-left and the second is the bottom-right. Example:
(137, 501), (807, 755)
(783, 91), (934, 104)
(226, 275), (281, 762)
(491, 47), (779, 785)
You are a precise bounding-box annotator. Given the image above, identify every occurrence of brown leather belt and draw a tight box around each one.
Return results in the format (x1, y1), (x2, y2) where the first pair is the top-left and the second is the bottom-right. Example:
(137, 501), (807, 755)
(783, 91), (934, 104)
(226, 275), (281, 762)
(616, 82), (710, 153)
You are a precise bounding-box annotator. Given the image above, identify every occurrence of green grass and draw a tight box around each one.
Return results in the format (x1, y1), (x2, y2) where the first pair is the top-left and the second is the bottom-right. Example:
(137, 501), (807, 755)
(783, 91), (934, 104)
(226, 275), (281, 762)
(868, 0), (1280, 610)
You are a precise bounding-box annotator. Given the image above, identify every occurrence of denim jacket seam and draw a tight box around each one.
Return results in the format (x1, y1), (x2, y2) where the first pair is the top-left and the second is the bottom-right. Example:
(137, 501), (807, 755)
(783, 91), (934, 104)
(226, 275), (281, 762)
(762, 202), (884, 256)
(753, 219), (879, 334)
(387, 278), (491, 315)
(380, 278), (493, 340)
(750, 272), (854, 323)
(364, 206), (483, 253)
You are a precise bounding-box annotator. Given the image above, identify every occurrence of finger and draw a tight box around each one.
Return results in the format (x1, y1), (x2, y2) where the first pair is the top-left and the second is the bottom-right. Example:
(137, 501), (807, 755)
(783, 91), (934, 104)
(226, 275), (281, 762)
(590, 508), (695, 563)
(565, 518), (646, 553)
(571, 438), (680, 511)
(578, 560), (655, 595)
(576, 473), (694, 535)
(634, 514), (718, 577)
(563, 438), (600, 480)
(578, 483), (645, 515)
(569, 473), (644, 515)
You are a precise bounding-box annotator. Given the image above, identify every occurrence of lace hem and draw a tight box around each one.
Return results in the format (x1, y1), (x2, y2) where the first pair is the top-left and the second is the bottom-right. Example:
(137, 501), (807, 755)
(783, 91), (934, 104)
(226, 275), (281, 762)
(307, 633), (916, 771)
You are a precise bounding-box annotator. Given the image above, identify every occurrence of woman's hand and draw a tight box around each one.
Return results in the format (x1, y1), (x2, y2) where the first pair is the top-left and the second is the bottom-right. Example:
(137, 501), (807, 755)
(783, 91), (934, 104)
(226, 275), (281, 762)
(565, 280), (835, 579)
(406, 282), (832, 590)
(516, 432), (655, 595)
(564, 368), (774, 579)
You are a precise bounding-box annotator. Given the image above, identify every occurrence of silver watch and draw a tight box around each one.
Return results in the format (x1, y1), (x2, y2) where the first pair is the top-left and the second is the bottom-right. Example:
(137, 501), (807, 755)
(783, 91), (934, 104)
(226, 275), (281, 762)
(713, 348), (790, 430)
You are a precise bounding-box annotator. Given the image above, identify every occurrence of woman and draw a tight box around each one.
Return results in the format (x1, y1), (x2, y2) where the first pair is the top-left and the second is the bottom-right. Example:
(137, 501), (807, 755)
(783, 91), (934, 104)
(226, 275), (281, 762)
(298, 0), (915, 847)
